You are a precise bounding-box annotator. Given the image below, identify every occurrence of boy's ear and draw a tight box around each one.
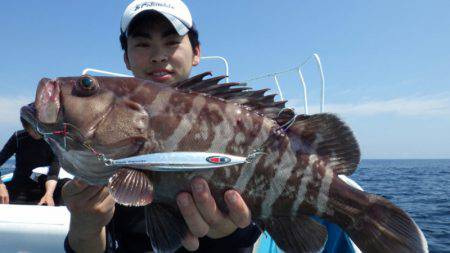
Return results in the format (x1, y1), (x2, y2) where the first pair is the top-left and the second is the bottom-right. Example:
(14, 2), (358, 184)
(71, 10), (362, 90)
(124, 52), (131, 70)
(192, 45), (201, 66)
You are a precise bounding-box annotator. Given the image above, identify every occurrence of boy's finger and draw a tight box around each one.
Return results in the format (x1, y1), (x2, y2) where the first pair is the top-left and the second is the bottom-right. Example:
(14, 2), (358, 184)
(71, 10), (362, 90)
(190, 177), (224, 226)
(177, 192), (209, 237)
(224, 190), (251, 228)
(181, 231), (199, 252)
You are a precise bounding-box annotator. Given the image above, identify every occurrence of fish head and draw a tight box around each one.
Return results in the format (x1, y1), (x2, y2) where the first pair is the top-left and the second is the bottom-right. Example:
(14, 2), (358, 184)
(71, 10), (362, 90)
(21, 75), (153, 184)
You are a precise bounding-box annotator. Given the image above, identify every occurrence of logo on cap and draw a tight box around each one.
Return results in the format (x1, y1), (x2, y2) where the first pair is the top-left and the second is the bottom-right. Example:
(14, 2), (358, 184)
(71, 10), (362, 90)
(206, 156), (231, 165)
(134, 2), (174, 11)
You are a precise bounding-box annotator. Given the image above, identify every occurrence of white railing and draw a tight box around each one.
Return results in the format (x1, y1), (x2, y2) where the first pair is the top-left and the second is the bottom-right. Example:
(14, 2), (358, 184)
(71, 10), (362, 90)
(243, 53), (325, 114)
(81, 53), (325, 114)
(82, 56), (230, 81)
(81, 68), (132, 77)
(200, 56), (230, 83)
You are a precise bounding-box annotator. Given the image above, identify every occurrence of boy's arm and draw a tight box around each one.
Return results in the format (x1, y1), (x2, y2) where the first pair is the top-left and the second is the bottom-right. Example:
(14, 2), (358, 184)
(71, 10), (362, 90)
(62, 180), (115, 253)
(46, 158), (60, 181)
(38, 179), (57, 206)
(38, 158), (60, 206)
(0, 133), (18, 179)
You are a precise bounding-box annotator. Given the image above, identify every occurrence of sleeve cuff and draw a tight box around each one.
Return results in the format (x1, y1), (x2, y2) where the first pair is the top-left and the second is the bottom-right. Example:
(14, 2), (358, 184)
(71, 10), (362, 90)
(64, 236), (76, 253)
(200, 222), (262, 249)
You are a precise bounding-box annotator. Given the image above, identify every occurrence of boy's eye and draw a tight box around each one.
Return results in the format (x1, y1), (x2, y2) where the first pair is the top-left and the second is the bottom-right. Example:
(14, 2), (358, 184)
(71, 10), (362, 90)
(135, 42), (150, 48)
(167, 40), (181, 46)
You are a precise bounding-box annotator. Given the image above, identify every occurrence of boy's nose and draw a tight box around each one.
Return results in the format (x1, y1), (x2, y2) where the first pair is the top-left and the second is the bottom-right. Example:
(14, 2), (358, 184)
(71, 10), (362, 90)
(151, 54), (168, 63)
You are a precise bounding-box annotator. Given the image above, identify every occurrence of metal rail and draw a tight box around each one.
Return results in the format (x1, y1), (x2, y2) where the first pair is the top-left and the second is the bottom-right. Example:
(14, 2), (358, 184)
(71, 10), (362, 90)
(200, 56), (230, 83)
(81, 54), (324, 114)
(81, 68), (132, 77)
(243, 53), (325, 114)
(81, 55), (230, 82)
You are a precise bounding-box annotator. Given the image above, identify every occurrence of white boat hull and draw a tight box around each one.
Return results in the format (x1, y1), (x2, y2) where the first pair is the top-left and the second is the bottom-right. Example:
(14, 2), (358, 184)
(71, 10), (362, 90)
(0, 204), (69, 253)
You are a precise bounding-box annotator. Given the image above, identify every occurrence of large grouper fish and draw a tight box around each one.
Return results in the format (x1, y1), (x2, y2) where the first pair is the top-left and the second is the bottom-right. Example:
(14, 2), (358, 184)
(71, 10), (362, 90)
(20, 72), (428, 253)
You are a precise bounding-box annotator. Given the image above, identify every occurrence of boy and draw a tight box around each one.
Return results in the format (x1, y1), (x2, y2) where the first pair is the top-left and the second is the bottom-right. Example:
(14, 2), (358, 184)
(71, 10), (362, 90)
(63, 1), (260, 252)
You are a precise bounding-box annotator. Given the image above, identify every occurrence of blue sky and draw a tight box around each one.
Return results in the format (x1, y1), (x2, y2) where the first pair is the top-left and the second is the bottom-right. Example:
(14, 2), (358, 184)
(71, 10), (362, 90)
(1, 0), (449, 159)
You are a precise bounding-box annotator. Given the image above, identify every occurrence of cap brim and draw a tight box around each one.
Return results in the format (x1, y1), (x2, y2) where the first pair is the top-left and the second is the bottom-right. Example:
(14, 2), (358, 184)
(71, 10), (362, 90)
(159, 12), (190, 36)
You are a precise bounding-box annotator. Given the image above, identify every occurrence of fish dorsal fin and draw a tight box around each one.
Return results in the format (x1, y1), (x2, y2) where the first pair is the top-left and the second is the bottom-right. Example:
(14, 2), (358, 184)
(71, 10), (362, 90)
(171, 72), (287, 120)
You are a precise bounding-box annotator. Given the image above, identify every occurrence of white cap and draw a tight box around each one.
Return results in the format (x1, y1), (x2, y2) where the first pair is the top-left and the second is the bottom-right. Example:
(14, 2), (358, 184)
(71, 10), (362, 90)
(121, 0), (193, 36)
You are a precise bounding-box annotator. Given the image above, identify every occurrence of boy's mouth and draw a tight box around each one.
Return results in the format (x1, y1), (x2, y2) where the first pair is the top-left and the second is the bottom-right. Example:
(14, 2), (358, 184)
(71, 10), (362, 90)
(147, 69), (174, 83)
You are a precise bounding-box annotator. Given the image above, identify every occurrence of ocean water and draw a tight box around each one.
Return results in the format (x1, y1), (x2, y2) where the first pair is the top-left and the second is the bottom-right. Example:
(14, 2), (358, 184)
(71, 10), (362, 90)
(352, 159), (450, 253)
(0, 159), (14, 174)
(1, 159), (449, 252)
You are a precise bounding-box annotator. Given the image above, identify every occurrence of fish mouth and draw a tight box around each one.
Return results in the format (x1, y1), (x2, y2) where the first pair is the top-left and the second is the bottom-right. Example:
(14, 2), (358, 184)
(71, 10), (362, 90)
(21, 104), (146, 155)
(35, 78), (61, 124)
(20, 78), (64, 137)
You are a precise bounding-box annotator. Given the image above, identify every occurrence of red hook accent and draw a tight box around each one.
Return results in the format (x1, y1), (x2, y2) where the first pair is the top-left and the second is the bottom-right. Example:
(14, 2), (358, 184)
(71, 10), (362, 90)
(52, 124), (68, 136)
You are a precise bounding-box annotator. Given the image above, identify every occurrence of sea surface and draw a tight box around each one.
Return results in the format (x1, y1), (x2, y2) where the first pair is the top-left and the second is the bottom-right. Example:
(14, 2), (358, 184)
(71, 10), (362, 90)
(0, 159), (14, 174)
(1, 158), (449, 252)
(352, 159), (450, 253)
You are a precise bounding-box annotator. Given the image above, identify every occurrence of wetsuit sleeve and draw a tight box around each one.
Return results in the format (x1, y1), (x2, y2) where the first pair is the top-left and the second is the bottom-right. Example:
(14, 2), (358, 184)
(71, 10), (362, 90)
(177, 223), (262, 253)
(47, 156), (60, 181)
(63, 236), (76, 253)
(0, 133), (17, 178)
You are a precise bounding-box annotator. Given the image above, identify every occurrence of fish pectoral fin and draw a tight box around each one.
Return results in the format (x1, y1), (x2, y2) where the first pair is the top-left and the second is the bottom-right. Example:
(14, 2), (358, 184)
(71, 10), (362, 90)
(108, 168), (153, 206)
(145, 204), (188, 253)
(256, 215), (328, 253)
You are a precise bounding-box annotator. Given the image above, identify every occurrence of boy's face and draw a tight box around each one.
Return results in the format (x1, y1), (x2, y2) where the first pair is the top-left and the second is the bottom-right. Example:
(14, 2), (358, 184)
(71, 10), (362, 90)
(124, 15), (200, 84)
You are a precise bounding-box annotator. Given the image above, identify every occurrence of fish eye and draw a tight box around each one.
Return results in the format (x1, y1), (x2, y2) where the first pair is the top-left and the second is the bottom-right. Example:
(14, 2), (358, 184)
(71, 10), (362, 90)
(80, 77), (94, 89)
(74, 75), (99, 97)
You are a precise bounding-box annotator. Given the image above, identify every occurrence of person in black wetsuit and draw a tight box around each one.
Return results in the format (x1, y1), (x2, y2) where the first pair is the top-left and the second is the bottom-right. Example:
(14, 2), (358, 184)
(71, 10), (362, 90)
(63, 1), (261, 252)
(0, 117), (64, 205)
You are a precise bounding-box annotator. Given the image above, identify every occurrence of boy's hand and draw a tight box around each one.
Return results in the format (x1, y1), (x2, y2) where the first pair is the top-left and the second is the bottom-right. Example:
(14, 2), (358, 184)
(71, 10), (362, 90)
(62, 179), (115, 233)
(0, 183), (9, 204)
(177, 177), (251, 251)
(38, 193), (55, 206)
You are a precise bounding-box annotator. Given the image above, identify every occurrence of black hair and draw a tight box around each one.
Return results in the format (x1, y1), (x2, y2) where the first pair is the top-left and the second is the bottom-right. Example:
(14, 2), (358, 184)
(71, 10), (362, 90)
(120, 11), (200, 52)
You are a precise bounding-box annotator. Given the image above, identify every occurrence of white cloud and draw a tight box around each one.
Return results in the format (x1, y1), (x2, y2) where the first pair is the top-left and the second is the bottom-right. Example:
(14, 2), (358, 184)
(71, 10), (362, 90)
(289, 95), (450, 116)
(0, 97), (32, 125)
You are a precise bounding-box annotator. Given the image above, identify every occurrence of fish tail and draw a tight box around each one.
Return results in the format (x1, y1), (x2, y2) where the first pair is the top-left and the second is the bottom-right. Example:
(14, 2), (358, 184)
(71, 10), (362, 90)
(325, 177), (428, 253)
(277, 113), (427, 252)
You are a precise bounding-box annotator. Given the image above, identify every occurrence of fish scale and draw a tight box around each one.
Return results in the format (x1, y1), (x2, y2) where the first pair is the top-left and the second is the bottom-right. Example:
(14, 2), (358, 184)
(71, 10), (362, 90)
(21, 72), (428, 253)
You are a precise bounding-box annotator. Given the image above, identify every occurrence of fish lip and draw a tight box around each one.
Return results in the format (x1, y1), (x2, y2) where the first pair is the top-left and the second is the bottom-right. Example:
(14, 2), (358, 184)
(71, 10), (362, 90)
(35, 78), (61, 124)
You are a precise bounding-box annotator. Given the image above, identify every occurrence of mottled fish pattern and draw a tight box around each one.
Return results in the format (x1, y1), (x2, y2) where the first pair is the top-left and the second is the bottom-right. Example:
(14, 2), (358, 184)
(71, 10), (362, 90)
(21, 72), (428, 253)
